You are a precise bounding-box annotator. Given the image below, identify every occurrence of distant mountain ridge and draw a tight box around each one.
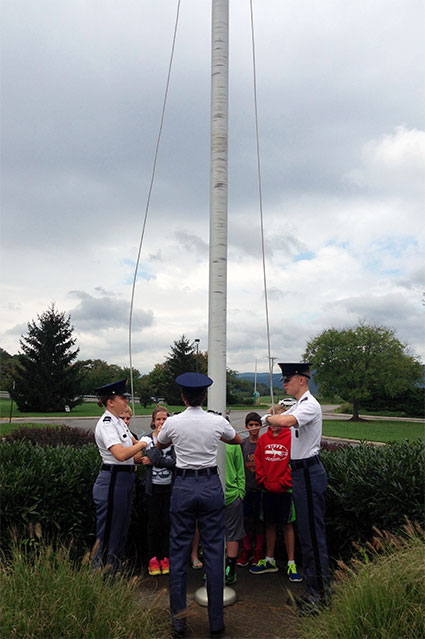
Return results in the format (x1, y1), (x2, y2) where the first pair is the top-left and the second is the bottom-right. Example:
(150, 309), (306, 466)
(237, 371), (318, 395)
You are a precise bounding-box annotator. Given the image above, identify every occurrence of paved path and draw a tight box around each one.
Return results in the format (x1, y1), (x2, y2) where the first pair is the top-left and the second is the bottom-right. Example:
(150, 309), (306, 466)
(138, 559), (304, 638)
(3, 407), (423, 450)
(3, 406), (423, 432)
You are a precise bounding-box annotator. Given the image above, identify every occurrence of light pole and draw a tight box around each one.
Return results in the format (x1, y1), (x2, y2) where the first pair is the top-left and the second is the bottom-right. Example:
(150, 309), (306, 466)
(194, 338), (200, 373)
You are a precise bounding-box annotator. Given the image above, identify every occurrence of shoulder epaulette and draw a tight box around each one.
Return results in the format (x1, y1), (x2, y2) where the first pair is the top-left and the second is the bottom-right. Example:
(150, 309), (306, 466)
(300, 397), (308, 403)
(103, 415), (112, 422)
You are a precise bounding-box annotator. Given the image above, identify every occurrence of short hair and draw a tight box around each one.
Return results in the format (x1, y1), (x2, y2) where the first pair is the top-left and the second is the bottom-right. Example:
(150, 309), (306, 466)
(121, 405), (132, 417)
(245, 411), (262, 426)
(181, 388), (206, 407)
(151, 404), (169, 430)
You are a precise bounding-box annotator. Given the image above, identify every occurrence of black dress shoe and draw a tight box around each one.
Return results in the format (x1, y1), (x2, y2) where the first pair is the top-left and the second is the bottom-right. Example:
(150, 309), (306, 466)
(210, 626), (225, 638)
(171, 628), (186, 638)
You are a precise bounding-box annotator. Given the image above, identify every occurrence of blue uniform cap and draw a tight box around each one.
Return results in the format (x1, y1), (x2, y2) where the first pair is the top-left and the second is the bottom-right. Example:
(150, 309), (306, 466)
(95, 379), (131, 397)
(175, 372), (213, 391)
(278, 362), (312, 380)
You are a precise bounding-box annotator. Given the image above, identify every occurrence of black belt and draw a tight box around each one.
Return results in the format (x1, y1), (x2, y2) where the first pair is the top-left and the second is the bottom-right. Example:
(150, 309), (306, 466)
(101, 464), (135, 473)
(176, 466), (218, 477)
(290, 455), (320, 470)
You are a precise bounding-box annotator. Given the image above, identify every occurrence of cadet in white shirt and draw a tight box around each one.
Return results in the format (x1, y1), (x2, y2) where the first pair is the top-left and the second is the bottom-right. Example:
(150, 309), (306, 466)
(262, 363), (331, 613)
(157, 372), (241, 639)
(92, 379), (147, 573)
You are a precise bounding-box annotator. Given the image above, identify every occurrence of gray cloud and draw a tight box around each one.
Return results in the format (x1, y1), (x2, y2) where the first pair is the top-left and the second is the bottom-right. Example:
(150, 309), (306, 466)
(1, 1), (424, 371)
(68, 291), (154, 332)
(5, 323), (28, 338)
(330, 293), (418, 323)
(174, 231), (209, 258)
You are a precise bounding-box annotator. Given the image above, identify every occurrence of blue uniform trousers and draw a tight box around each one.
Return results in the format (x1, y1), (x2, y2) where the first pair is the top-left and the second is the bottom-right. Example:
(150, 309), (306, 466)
(169, 472), (225, 633)
(291, 459), (330, 599)
(92, 467), (135, 573)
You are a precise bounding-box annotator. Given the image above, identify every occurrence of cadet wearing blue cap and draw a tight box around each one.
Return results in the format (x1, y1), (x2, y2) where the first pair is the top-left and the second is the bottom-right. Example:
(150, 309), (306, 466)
(92, 379), (147, 573)
(157, 372), (242, 639)
(262, 363), (331, 613)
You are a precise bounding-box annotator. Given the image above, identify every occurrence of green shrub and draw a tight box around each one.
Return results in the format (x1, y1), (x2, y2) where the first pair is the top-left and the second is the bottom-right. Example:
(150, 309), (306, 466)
(322, 440), (425, 559)
(0, 440), (100, 553)
(320, 440), (349, 452)
(3, 424), (95, 447)
(0, 536), (168, 639)
(300, 522), (425, 639)
(0, 440), (147, 560)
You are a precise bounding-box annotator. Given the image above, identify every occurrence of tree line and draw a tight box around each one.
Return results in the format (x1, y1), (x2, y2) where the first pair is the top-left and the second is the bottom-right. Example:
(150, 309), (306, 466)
(0, 304), (423, 418)
(0, 306), (269, 412)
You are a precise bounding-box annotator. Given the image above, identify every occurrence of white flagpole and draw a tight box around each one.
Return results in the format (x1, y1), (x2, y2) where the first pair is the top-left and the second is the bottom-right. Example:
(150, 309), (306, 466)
(195, 0), (236, 608)
(208, 0), (228, 422)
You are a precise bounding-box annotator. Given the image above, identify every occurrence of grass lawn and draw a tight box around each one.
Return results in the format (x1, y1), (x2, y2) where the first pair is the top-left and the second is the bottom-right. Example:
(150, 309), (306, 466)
(2, 417), (423, 442)
(322, 419), (424, 443)
(0, 422), (62, 436)
(0, 399), (184, 419)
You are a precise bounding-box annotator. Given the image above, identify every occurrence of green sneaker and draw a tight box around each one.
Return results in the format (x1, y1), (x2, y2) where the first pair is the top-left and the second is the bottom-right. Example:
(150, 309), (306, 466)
(225, 565), (237, 585)
(249, 558), (278, 574)
(287, 563), (302, 582)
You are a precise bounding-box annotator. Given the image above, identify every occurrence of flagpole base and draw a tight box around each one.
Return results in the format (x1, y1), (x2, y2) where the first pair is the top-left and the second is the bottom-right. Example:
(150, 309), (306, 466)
(194, 585), (237, 607)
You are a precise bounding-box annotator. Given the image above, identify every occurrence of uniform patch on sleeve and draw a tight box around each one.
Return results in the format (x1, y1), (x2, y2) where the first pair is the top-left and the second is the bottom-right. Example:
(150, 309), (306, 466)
(103, 415), (112, 422)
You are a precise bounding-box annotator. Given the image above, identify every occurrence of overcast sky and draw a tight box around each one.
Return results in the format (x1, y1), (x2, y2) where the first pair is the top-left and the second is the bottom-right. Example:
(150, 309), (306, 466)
(1, 0), (424, 377)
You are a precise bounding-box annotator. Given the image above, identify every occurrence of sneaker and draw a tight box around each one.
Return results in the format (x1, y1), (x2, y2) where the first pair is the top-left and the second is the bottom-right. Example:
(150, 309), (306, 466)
(148, 556), (161, 576)
(249, 558), (278, 574)
(252, 549), (263, 566)
(287, 563), (302, 582)
(237, 548), (254, 567)
(225, 565), (237, 585)
(160, 557), (169, 575)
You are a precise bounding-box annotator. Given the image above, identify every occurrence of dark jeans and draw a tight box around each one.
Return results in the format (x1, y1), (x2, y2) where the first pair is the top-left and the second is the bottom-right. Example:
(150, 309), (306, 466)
(146, 483), (172, 561)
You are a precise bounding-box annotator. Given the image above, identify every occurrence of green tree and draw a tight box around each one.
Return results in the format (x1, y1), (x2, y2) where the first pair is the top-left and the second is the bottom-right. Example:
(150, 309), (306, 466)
(139, 364), (168, 407)
(79, 359), (122, 395)
(304, 323), (423, 420)
(11, 305), (83, 412)
(164, 335), (198, 404)
(79, 360), (142, 397)
(119, 366), (142, 398)
(0, 348), (19, 392)
(226, 370), (255, 405)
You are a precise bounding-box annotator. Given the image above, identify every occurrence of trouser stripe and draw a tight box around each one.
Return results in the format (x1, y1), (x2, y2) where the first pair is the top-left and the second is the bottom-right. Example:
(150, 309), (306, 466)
(102, 466), (118, 562)
(303, 465), (324, 592)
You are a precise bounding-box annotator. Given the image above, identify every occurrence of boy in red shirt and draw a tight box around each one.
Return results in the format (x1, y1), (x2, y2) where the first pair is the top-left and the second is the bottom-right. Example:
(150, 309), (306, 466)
(250, 412), (302, 581)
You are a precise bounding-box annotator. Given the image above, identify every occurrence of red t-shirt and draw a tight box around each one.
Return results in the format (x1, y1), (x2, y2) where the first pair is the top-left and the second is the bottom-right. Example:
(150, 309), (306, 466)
(254, 427), (292, 493)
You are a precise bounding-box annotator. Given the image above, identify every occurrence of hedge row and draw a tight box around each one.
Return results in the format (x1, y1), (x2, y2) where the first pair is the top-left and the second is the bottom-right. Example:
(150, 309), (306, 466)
(3, 425), (95, 447)
(321, 439), (425, 558)
(1, 435), (423, 563)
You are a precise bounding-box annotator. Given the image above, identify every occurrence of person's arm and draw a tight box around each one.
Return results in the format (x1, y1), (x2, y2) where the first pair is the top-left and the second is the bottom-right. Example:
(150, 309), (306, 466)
(108, 440), (147, 462)
(220, 432), (242, 445)
(157, 438), (172, 450)
(235, 445), (246, 498)
(146, 446), (176, 468)
(262, 413), (297, 428)
(254, 440), (266, 488)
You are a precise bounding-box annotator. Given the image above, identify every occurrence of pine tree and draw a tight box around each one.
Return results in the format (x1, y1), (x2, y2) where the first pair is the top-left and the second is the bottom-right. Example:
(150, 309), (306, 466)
(12, 305), (83, 412)
(164, 335), (198, 404)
